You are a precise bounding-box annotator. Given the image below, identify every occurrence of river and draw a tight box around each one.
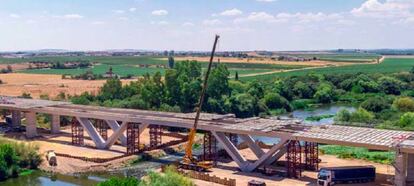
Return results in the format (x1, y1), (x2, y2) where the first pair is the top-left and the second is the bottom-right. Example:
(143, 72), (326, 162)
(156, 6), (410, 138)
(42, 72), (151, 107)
(1, 104), (356, 185)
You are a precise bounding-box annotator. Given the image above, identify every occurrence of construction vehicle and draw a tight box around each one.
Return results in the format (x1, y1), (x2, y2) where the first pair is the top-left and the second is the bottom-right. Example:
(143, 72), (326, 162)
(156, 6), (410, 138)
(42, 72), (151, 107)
(178, 35), (220, 172)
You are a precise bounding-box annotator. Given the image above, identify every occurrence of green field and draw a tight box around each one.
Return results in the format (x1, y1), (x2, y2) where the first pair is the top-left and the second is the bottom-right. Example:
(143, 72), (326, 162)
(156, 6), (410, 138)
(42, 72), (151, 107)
(20, 64), (274, 77)
(10, 56), (306, 77)
(243, 58), (414, 81)
(295, 53), (380, 63)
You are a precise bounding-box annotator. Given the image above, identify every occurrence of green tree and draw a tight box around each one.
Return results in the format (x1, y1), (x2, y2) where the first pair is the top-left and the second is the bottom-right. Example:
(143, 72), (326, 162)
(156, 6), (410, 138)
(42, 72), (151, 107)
(314, 83), (335, 103)
(335, 109), (352, 122)
(378, 76), (404, 95)
(350, 108), (375, 123)
(393, 97), (414, 112)
(99, 78), (123, 100)
(263, 93), (292, 111)
(168, 56), (175, 69)
(235, 71), (239, 81)
(164, 69), (181, 106)
(360, 96), (390, 113)
(229, 93), (257, 118)
(293, 81), (313, 99)
(207, 64), (230, 100)
(399, 112), (414, 129)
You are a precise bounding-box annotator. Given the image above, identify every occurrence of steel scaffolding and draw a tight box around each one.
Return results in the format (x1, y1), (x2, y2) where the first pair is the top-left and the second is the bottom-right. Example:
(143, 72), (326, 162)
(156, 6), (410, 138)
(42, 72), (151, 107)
(304, 141), (319, 171)
(286, 140), (302, 178)
(126, 122), (141, 155)
(95, 119), (108, 141)
(71, 117), (84, 146)
(203, 131), (217, 163)
(149, 125), (162, 148)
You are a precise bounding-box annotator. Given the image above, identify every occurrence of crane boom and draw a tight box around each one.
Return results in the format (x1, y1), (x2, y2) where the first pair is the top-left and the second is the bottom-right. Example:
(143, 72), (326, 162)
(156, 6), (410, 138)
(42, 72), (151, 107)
(181, 35), (220, 170)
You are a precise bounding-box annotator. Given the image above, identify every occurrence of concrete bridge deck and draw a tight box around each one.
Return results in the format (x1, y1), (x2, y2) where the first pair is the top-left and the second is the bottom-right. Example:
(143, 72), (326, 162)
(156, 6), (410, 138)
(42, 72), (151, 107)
(2, 97), (414, 185)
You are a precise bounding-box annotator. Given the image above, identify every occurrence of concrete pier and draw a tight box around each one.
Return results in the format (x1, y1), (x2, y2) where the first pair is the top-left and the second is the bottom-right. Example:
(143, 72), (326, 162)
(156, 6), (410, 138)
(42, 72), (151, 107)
(11, 110), (21, 128)
(51, 114), (61, 134)
(25, 111), (38, 138)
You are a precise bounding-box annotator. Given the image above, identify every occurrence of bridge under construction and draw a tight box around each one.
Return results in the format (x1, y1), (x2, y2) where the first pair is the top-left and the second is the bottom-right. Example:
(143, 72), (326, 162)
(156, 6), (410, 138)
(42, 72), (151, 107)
(2, 97), (414, 185)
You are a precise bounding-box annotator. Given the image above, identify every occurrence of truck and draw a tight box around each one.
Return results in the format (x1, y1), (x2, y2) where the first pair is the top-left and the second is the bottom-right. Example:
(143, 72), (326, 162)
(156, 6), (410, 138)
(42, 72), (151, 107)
(317, 166), (375, 186)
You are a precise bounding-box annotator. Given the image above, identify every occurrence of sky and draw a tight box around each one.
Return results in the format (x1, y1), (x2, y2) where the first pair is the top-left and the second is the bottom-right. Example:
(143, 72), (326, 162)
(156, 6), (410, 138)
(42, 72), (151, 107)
(0, 0), (413, 51)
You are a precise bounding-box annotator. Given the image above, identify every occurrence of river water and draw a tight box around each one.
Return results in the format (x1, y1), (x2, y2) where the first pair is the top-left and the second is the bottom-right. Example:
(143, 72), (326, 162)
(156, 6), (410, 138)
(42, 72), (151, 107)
(1, 104), (356, 186)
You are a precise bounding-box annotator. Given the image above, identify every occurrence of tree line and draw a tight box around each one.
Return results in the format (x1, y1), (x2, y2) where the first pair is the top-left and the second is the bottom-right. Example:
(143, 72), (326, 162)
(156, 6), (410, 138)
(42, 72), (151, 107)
(71, 61), (414, 120)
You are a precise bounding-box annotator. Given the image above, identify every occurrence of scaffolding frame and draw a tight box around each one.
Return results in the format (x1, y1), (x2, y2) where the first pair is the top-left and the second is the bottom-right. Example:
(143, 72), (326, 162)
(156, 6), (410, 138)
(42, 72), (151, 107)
(203, 131), (218, 163)
(71, 117), (84, 146)
(95, 119), (108, 141)
(304, 141), (319, 171)
(126, 122), (141, 155)
(286, 140), (302, 178)
(149, 125), (162, 148)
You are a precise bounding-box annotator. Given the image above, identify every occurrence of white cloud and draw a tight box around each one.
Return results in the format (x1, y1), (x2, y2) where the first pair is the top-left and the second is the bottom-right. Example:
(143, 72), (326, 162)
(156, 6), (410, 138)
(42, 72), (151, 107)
(152, 9), (168, 16)
(246, 12), (276, 22)
(129, 8), (137, 12)
(351, 0), (414, 18)
(9, 14), (20, 18)
(220, 8), (243, 16)
(182, 22), (195, 26)
(256, 0), (276, 2)
(113, 10), (125, 14)
(63, 14), (83, 19)
(203, 19), (222, 26)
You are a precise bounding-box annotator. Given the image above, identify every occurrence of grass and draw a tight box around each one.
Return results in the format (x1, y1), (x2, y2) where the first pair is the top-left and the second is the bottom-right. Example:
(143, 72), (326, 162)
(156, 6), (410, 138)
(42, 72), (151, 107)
(243, 58), (414, 81)
(305, 114), (335, 121)
(295, 53), (380, 63)
(320, 145), (394, 164)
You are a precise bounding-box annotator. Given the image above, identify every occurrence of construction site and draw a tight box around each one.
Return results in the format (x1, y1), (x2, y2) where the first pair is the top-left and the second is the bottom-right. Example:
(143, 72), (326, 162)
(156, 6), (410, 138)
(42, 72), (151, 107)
(0, 97), (414, 185)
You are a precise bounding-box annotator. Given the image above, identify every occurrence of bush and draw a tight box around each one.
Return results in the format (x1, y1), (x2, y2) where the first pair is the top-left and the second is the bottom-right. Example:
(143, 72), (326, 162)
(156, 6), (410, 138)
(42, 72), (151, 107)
(360, 96), (390, 113)
(349, 108), (375, 123)
(263, 93), (292, 112)
(335, 109), (352, 122)
(399, 112), (414, 129)
(142, 166), (194, 186)
(98, 177), (140, 186)
(393, 97), (414, 112)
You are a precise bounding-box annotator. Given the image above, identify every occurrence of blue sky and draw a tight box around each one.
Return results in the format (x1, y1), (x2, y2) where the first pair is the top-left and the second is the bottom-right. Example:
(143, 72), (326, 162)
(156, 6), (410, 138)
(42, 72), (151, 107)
(0, 0), (413, 51)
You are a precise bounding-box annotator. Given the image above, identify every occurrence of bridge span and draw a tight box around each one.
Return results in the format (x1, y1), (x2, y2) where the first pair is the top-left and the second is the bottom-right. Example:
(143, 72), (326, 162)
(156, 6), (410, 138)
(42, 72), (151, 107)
(1, 97), (414, 185)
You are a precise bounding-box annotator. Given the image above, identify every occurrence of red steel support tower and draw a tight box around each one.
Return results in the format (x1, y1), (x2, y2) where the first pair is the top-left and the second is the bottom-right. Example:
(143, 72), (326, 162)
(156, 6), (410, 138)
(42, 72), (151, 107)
(286, 140), (302, 178)
(71, 117), (84, 146)
(126, 122), (140, 155)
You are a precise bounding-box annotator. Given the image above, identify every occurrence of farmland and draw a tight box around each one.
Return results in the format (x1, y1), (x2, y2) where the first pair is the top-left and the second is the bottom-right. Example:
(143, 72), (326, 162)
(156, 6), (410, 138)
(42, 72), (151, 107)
(2, 56), (311, 77)
(243, 57), (414, 81)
